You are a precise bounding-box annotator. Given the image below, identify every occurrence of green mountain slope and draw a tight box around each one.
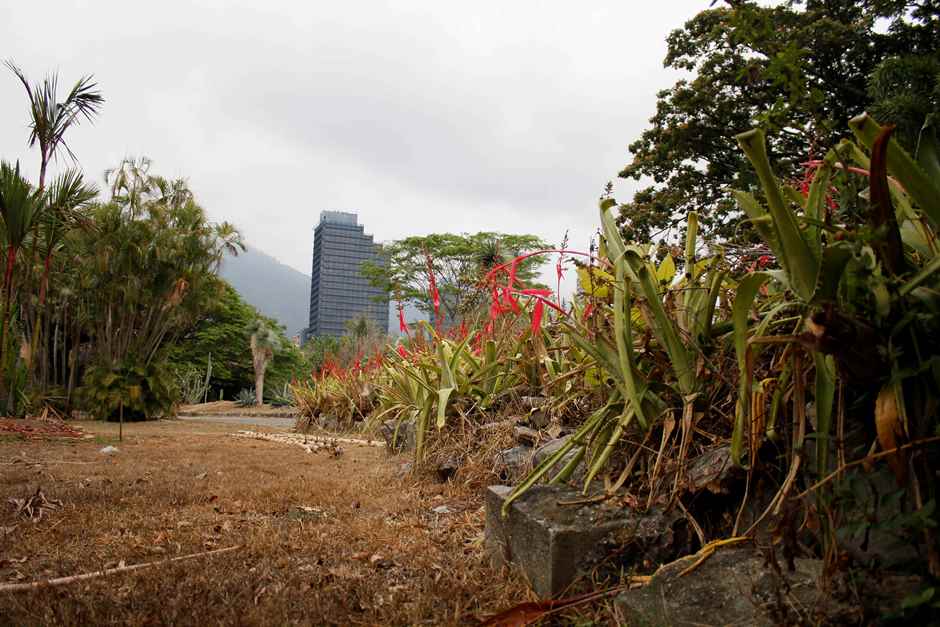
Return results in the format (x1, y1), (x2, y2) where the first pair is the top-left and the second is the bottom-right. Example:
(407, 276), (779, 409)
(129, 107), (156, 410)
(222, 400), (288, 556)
(219, 246), (310, 337)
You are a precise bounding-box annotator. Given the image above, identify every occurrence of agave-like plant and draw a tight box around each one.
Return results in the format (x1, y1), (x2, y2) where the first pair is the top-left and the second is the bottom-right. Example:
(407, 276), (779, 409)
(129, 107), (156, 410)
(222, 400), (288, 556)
(371, 322), (527, 462)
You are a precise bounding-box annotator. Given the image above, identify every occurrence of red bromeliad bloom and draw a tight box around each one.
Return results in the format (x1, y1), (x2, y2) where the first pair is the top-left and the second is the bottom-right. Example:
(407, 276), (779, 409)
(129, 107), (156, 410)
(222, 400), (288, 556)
(800, 160), (859, 211)
(397, 344), (408, 359)
(502, 287), (521, 314)
(479, 249), (601, 336)
(530, 299), (544, 335)
(398, 302), (409, 335)
(425, 254), (441, 329)
(555, 254), (565, 305)
(582, 302), (595, 321)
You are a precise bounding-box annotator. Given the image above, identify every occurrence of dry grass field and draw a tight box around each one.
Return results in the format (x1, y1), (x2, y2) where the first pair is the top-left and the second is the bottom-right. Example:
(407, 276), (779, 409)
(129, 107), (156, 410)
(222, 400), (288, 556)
(0, 419), (535, 625)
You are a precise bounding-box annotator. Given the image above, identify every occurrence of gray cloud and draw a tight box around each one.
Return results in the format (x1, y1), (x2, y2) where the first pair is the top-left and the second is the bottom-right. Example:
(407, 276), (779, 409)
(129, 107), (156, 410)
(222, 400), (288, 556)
(0, 1), (706, 293)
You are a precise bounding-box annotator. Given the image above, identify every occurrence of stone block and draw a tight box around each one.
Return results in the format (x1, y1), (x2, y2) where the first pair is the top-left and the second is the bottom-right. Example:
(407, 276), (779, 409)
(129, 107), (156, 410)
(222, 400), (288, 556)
(613, 546), (865, 625)
(513, 426), (540, 446)
(533, 435), (586, 485)
(485, 484), (672, 598)
(495, 446), (532, 482)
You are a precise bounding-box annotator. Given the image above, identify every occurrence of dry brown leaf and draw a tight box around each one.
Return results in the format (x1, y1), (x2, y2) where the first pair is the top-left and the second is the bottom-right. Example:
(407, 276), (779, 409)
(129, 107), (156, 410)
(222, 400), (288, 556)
(875, 385), (907, 482)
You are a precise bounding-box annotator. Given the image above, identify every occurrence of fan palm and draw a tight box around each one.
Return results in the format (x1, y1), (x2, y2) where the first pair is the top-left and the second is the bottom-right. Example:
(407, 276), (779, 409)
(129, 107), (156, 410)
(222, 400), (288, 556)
(249, 319), (279, 406)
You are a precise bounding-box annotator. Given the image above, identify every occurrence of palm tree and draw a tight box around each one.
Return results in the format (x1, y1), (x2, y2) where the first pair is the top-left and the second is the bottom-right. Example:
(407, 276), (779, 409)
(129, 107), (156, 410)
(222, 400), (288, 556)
(0, 162), (41, 386)
(105, 156), (153, 215)
(248, 319), (278, 406)
(26, 170), (97, 378)
(5, 61), (104, 192)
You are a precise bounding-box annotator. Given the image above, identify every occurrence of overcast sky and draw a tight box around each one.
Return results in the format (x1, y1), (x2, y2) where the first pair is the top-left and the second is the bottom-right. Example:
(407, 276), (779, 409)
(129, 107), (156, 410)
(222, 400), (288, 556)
(1, 1), (707, 293)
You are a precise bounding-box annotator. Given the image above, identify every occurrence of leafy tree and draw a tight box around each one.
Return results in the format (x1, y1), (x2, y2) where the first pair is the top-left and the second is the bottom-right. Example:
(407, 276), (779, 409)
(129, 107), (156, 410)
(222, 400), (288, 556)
(58, 158), (245, 418)
(2, 62), (103, 410)
(363, 232), (550, 323)
(77, 163), (242, 369)
(868, 54), (940, 173)
(26, 170), (97, 381)
(169, 280), (256, 398)
(170, 280), (307, 401)
(617, 0), (940, 243)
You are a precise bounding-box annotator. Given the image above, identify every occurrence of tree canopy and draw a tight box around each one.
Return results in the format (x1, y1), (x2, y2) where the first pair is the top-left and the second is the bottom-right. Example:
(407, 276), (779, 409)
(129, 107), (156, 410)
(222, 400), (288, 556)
(170, 280), (307, 400)
(617, 0), (940, 244)
(363, 232), (550, 324)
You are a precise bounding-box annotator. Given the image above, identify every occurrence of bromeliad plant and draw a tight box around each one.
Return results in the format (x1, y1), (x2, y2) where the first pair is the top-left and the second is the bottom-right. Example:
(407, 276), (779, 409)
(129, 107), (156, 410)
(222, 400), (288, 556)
(501, 112), (940, 570)
(292, 356), (380, 427)
(370, 320), (528, 462)
(501, 205), (731, 514)
(730, 115), (940, 573)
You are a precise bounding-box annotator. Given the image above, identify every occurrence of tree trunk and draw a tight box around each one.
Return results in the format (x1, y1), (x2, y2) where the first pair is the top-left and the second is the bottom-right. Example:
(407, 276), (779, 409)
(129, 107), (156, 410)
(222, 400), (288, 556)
(254, 368), (264, 406)
(27, 254), (53, 385)
(0, 245), (18, 409)
(65, 330), (79, 417)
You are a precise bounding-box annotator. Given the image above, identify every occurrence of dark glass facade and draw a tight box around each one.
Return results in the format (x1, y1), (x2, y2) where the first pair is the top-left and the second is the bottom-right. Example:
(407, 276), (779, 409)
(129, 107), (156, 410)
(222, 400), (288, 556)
(308, 211), (389, 337)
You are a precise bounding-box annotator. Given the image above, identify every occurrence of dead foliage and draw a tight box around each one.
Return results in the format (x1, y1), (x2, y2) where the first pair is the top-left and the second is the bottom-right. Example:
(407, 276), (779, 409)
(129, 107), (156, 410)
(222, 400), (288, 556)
(0, 417), (85, 440)
(8, 487), (62, 523)
(420, 418), (517, 496)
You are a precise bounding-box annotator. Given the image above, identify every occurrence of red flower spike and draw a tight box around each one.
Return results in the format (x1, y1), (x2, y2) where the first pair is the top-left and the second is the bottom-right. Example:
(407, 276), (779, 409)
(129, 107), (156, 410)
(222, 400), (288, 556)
(397, 345), (408, 359)
(531, 299), (545, 335)
(531, 294), (567, 316)
(502, 287), (521, 314)
(489, 300), (501, 321)
(398, 303), (408, 335)
(583, 302), (595, 321)
(507, 259), (519, 290)
(521, 288), (552, 297)
(426, 257), (440, 316)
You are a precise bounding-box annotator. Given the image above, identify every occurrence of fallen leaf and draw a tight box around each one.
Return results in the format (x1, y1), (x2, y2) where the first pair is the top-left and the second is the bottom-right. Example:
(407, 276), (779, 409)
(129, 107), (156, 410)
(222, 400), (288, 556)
(875, 384), (907, 482)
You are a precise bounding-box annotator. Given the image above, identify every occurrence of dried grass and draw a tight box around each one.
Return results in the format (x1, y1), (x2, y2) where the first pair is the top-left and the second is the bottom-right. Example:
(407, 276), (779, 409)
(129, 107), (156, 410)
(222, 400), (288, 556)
(0, 419), (530, 625)
(420, 418), (518, 497)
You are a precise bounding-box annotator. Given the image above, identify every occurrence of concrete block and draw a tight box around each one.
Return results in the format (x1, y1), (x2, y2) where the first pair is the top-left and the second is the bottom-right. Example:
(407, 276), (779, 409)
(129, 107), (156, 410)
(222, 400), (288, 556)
(485, 484), (671, 598)
(532, 435), (586, 486)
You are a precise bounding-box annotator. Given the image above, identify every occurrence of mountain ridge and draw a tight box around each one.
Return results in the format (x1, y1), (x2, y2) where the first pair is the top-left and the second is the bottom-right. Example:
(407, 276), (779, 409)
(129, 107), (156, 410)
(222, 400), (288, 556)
(219, 246), (310, 337)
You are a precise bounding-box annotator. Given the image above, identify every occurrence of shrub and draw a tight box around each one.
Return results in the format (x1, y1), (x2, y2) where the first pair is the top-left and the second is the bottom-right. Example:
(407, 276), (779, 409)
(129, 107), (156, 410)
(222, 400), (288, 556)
(80, 358), (178, 421)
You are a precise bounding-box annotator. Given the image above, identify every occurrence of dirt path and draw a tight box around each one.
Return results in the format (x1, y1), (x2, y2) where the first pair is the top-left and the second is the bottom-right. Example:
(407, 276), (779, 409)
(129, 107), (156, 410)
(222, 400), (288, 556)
(0, 420), (529, 625)
(178, 414), (297, 429)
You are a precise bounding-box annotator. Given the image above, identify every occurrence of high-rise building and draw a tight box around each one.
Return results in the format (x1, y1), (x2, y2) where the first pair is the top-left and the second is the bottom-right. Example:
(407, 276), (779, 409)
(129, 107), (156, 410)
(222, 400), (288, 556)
(307, 211), (389, 338)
